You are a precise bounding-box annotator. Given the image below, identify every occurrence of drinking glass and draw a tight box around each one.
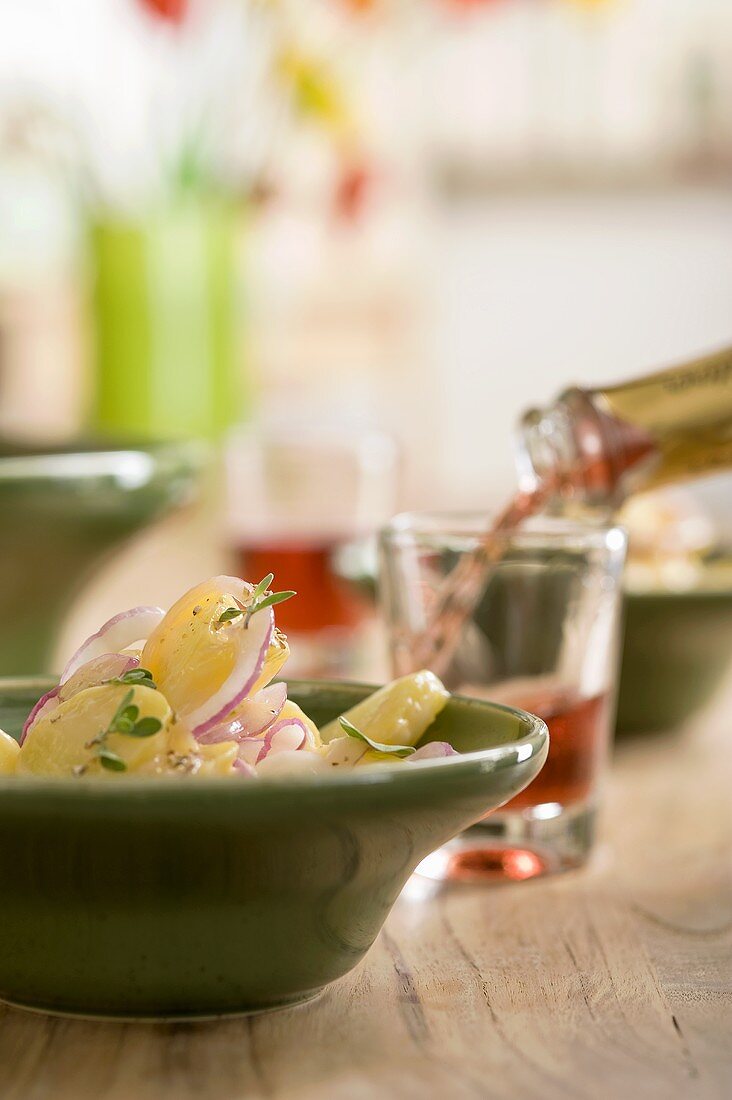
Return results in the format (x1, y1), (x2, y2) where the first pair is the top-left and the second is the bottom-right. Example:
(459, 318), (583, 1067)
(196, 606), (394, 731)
(379, 512), (627, 881)
(226, 419), (397, 680)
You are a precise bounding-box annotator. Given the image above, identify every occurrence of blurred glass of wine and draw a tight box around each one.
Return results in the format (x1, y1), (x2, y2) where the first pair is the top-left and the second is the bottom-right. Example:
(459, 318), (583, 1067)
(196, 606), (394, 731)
(225, 415), (397, 680)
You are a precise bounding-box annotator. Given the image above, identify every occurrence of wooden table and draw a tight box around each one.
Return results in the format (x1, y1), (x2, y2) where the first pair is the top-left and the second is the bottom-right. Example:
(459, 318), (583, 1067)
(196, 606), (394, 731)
(2, 690), (731, 1100)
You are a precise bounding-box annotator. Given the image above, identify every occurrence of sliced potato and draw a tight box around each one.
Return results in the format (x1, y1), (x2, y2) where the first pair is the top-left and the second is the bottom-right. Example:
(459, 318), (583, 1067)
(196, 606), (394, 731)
(142, 579), (251, 721)
(319, 671), (449, 760)
(0, 729), (19, 775)
(17, 684), (172, 777)
(256, 749), (329, 778)
(197, 740), (239, 776)
(141, 578), (284, 727)
(135, 722), (239, 778)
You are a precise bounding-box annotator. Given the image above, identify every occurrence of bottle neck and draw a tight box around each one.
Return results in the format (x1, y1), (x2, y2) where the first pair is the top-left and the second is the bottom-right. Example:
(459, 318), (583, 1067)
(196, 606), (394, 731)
(516, 388), (656, 509)
(517, 345), (732, 510)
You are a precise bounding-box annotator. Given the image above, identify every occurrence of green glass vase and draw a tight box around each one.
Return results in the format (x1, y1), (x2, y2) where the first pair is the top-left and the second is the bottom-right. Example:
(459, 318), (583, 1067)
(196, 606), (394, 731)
(89, 200), (242, 442)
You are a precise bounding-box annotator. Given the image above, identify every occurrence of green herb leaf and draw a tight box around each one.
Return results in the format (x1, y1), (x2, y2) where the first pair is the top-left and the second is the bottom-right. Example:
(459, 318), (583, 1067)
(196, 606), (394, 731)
(111, 703), (140, 732)
(99, 748), (127, 772)
(116, 667), (157, 689)
(107, 689), (135, 727)
(237, 576), (297, 628)
(252, 591), (296, 613)
(126, 716), (163, 738)
(214, 576), (298, 629)
(338, 717), (416, 757)
(251, 573), (275, 602)
(217, 606), (244, 624)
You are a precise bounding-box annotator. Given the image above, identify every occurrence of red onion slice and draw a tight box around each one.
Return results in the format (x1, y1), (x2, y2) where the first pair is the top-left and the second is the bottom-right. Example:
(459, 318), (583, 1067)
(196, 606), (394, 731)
(233, 759), (257, 779)
(236, 738), (265, 767)
(236, 717), (309, 768)
(60, 607), (164, 685)
(256, 718), (309, 763)
(189, 606), (275, 737)
(407, 742), (459, 761)
(20, 687), (60, 744)
(195, 682), (287, 745)
(60, 653), (140, 700)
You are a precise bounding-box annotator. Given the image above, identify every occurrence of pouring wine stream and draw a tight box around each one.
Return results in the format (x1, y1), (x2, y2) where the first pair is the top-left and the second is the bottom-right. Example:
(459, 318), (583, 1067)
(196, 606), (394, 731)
(397, 483), (552, 680)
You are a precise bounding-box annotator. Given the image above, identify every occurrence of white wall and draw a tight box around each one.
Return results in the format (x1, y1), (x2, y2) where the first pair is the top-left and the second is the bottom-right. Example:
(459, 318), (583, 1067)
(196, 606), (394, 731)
(429, 185), (732, 510)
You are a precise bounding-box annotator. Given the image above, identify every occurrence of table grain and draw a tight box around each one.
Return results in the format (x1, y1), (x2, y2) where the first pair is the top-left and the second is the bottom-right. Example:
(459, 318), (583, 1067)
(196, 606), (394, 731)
(1, 688), (731, 1100)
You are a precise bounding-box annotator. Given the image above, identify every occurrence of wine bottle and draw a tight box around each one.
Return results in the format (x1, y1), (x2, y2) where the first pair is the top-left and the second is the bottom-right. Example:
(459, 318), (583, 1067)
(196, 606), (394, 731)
(517, 344), (732, 506)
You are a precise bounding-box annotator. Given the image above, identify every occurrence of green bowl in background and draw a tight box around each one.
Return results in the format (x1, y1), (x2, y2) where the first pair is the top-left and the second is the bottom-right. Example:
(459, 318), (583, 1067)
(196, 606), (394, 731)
(616, 583), (732, 734)
(0, 678), (547, 1020)
(0, 441), (203, 676)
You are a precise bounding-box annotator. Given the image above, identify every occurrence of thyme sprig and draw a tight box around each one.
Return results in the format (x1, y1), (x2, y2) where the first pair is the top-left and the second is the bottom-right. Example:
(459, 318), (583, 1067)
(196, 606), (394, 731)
(85, 688), (163, 772)
(107, 667), (157, 690)
(216, 573), (296, 629)
(217, 606), (245, 624)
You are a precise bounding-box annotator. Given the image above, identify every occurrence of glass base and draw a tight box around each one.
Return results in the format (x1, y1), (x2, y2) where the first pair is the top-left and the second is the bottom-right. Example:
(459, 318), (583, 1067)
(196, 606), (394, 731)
(416, 801), (596, 884)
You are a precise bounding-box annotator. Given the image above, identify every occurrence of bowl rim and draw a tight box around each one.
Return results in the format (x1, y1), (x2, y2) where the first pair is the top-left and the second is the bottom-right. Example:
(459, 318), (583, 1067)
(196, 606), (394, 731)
(0, 677), (549, 801)
(0, 441), (205, 484)
(624, 583), (732, 600)
(381, 509), (626, 555)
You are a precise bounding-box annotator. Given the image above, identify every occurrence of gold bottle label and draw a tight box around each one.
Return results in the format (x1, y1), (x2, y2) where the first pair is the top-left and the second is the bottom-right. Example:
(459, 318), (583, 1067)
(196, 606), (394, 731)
(595, 345), (732, 488)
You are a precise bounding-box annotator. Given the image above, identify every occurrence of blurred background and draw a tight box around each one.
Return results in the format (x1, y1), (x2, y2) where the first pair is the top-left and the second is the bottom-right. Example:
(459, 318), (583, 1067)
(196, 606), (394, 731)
(1, 0), (732, 696)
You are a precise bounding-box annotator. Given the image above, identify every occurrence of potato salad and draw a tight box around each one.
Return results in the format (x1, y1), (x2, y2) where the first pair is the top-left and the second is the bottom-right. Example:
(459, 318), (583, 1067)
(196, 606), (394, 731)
(0, 576), (455, 779)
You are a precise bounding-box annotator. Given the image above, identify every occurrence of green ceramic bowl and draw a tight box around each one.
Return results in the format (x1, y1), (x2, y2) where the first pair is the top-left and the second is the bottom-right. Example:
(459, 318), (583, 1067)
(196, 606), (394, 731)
(0, 678), (547, 1020)
(616, 582), (732, 734)
(0, 441), (203, 676)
